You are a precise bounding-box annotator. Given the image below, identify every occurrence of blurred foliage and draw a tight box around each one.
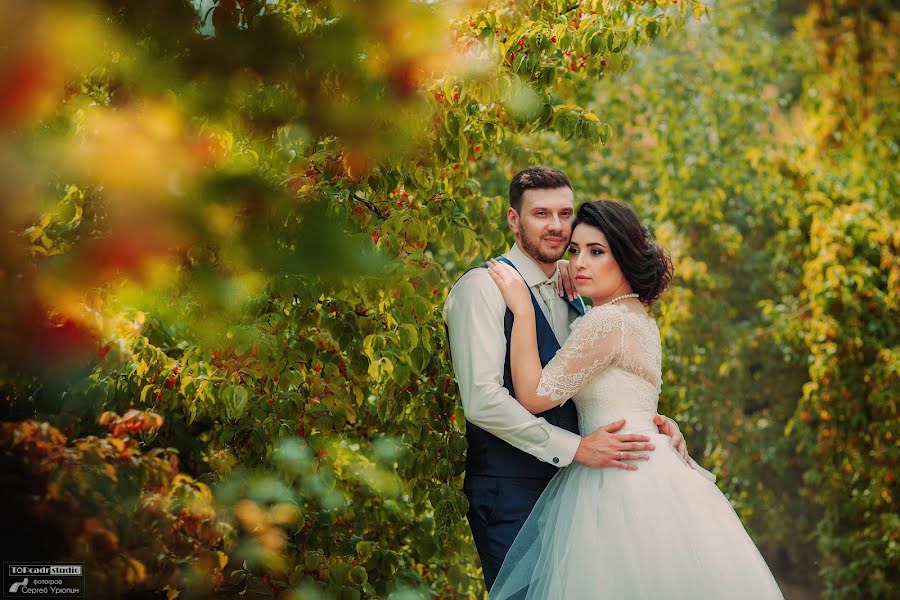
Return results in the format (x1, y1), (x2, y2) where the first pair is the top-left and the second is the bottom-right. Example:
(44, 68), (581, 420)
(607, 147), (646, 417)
(0, 414), (232, 598)
(0, 0), (896, 599)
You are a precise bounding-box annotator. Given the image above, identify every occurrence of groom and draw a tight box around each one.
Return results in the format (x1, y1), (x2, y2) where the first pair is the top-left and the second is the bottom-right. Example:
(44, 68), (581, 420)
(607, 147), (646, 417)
(443, 166), (689, 590)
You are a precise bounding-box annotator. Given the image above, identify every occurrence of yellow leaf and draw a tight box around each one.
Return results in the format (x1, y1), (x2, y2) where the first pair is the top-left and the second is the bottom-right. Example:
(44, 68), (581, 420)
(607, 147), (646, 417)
(26, 226), (44, 243)
(125, 559), (147, 586)
(216, 550), (228, 570)
(172, 473), (195, 486)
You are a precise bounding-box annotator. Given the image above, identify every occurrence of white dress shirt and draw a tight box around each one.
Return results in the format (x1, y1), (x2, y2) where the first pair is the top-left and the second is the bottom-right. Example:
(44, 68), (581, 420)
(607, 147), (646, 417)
(442, 243), (583, 467)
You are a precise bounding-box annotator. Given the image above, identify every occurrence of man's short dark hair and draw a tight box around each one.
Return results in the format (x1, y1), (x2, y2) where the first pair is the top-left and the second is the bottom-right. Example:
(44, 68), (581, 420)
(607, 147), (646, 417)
(509, 166), (573, 212)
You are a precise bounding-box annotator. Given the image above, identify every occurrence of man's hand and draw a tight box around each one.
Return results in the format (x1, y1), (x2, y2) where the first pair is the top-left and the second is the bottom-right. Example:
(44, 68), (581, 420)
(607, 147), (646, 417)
(555, 259), (578, 300)
(654, 414), (688, 461)
(574, 419), (655, 470)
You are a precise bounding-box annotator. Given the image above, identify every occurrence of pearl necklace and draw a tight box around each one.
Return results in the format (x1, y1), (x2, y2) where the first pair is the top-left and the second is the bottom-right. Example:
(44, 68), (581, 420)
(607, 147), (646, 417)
(605, 292), (639, 305)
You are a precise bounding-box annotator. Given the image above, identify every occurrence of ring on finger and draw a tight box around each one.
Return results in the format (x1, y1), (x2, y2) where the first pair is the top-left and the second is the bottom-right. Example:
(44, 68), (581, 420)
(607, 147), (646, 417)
(618, 451), (623, 460)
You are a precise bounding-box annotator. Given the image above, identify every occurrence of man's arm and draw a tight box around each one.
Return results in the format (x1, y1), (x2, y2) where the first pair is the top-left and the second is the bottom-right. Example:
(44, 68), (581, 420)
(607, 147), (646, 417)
(443, 268), (581, 467)
(654, 414), (688, 459)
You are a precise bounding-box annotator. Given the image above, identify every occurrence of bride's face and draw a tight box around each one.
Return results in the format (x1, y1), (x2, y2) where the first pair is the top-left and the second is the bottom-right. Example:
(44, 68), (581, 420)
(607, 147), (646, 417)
(567, 224), (630, 302)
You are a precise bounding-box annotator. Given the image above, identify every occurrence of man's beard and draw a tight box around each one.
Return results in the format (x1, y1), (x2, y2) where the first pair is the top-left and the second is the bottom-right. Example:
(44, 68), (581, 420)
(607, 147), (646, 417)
(520, 228), (567, 264)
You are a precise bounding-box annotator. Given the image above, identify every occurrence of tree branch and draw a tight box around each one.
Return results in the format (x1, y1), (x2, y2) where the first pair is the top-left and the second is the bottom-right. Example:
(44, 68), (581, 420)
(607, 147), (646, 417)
(353, 193), (386, 220)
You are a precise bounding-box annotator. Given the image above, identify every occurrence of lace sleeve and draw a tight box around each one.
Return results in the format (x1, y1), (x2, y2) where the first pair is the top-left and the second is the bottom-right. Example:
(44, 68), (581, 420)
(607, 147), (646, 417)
(536, 306), (626, 404)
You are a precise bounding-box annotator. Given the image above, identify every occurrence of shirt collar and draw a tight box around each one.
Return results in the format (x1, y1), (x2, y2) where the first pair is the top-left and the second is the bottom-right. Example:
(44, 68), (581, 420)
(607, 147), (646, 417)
(503, 243), (558, 288)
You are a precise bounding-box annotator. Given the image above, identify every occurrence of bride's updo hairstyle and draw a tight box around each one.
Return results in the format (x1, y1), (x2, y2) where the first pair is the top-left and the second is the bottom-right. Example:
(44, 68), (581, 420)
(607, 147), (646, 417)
(572, 200), (674, 306)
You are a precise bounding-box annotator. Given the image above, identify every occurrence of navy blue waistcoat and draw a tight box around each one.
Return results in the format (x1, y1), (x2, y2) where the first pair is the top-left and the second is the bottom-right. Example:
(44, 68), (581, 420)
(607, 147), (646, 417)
(462, 257), (582, 481)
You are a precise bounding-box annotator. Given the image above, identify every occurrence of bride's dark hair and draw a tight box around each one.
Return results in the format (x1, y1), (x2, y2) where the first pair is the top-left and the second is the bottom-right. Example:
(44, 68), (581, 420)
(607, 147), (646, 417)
(572, 200), (673, 306)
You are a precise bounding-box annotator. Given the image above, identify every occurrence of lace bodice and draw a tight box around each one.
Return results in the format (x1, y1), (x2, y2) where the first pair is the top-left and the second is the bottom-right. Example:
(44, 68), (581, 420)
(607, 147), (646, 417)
(536, 303), (662, 434)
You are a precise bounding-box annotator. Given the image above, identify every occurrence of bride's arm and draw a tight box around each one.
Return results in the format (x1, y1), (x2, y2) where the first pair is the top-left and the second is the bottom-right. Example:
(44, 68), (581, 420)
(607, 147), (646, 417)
(487, 260), (624, 414)
(507, 310), (559, 414)
(486, 260), (554, 414)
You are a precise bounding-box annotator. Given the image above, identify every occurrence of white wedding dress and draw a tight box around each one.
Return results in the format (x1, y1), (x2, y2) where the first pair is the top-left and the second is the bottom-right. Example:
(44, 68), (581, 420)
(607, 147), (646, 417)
(489, 303), (784, 599)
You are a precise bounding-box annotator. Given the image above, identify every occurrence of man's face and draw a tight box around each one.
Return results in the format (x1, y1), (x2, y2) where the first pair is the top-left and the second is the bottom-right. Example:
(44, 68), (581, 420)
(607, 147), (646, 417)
(507, 187), (575, 266)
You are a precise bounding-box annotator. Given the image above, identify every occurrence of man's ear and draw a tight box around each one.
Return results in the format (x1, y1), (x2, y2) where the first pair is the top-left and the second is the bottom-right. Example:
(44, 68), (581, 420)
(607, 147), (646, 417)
(507, 207), (519, 235)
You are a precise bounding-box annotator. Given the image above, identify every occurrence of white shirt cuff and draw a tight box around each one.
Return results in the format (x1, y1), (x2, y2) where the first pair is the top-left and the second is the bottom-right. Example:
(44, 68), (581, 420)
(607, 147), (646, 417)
(544, 426), (581, 467)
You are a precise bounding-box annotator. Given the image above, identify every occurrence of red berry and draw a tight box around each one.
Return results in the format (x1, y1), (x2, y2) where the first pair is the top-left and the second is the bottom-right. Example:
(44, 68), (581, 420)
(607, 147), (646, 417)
(474, 144), (481, 152)
(509, 52), (516, 62)
(450, 415), (457, 422)
(353, 205), (363, 214)
(351, 560), (358, 566)
(371, 231), (380, 243)
(153, 390), (162, 401)
(469, 20), (475, 27)
(550, 36), (557, 43)
(518, 39), (525, 47)
(453, 90), (460, 101)
(433, 91), (444, 103)
(452, 163), (459, 170)
(600, 59), (607, 66)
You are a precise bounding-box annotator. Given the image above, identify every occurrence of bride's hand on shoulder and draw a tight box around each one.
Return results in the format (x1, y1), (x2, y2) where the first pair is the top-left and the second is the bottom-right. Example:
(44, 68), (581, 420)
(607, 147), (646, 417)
(555, 259), (577, 300)
(487, 259), (532, 316)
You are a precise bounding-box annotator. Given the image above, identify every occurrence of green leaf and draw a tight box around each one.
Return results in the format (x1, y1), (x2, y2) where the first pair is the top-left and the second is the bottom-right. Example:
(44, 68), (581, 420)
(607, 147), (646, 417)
(456, 134), (467, 165)
(233, 386), (249, 416)
(399, 324), (419, 350)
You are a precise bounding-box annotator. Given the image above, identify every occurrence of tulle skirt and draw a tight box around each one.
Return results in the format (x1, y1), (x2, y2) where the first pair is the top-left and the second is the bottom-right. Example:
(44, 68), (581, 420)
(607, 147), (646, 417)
(489, 431), (784, 599)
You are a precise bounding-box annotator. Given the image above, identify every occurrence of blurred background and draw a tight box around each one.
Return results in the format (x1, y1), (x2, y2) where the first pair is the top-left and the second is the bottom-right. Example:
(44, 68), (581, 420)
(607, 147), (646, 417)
(0, 0), (896, 598)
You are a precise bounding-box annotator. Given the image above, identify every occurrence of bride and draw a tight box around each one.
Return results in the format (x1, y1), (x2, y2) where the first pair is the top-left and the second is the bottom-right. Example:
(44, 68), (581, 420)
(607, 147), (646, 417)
(485, 200), (783, 599)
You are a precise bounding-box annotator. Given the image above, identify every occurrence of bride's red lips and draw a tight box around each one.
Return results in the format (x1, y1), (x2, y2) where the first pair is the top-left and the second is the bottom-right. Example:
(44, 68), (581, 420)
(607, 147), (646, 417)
(575, 275), (591, 281)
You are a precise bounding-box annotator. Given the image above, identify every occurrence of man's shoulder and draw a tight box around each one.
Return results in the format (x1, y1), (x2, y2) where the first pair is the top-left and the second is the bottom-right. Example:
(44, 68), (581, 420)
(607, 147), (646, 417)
(450, 254), (519, 291)
(452, 263), (491, 289)
(444, 264), (505, 319)
(449, 266), (502, 303)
